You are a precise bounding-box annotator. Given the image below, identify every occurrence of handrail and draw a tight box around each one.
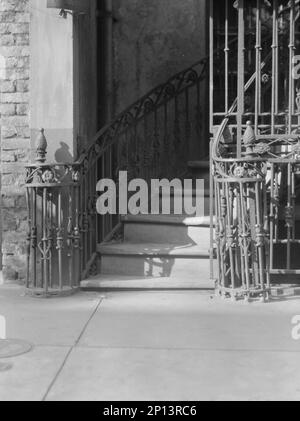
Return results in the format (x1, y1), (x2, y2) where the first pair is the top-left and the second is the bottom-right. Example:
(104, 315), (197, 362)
(76, 58), (208, 166)
(212, 51), (273, 164)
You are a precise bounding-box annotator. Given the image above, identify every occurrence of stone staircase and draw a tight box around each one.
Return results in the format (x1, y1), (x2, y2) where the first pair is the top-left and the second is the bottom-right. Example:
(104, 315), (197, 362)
(81, 161), (215, 290)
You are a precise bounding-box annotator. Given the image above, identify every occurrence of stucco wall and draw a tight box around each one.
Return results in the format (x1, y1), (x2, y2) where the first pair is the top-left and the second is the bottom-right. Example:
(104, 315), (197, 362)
(112, 0), (207, 114)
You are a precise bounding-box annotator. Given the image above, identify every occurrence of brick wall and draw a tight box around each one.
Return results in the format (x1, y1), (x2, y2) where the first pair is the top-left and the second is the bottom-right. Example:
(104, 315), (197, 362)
(0, 0), (30, 282)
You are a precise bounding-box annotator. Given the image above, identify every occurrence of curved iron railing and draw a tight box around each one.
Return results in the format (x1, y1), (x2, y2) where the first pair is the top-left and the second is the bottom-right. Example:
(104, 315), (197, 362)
(211, 86), (300, 302)
(25, 58), (208, 296)
(210, 0), (300, 301)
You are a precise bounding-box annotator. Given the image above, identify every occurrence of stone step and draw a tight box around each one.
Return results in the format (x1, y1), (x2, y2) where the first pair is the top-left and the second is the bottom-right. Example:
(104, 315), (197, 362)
(123, 219), (212, 245)
(97, 242), (213, 278)
(81, 274), (215, 291)
(150, 188), (211, 216)
(122, 214), (213, 226)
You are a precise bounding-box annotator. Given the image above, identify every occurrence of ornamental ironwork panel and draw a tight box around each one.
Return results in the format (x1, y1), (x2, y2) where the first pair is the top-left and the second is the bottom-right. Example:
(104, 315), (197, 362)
(210, 0), (300, 300)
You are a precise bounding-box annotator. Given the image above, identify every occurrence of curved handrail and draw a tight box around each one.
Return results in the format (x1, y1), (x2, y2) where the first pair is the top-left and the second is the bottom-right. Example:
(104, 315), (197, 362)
(76, 57), (208, 167)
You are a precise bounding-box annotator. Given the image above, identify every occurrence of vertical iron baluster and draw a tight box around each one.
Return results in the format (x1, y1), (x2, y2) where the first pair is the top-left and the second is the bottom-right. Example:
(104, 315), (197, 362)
(248, 182), (259, 288)
(226, 183), (236, 293)
(240, 182), (250, 292)
(185, 88), (191, 163)
(163, 101), (169, 172)
(263, 180), (270, 291)
(287, 162), (292, 270)
(48, 192), (53, 289)
(89, 166), (93, 258)
(270, 163), (274, 270)
(224, 0), (229, 114)
(74, 180), (81, 286)
(26, 188), (31, 288)
(255, 181), (265, 289)
(209, 0), (214, 131)
(67, 185), (73, 287)
(32, 188), (37, 288)
(236, 184), (246, 289)
(216, 181), (225, 289)
(93, 162), (98, 254)
(99, 156), (104, 244)
(237, 0), (245, 158)
(153, 108), (160, 177)
(289, 0), (296, 132)
(255, 0), (262, 134)
(271, 0), (279, 134)
(292, 165), (296, 241)
(42, 188), (48, 294)
(210, 140), (215, 283)
(57, 190), (63, 290)
(84, 168), (89, 269)
(274, 167), (279, 242)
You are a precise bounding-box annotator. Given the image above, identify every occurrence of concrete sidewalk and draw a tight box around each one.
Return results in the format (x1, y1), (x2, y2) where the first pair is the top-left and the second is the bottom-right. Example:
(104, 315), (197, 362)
(0, 285), (300, 401)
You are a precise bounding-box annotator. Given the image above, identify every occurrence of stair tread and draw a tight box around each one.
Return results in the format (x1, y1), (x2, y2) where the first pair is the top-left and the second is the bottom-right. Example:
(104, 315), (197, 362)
(153, 188), (210, 197)
(122, 214), (214, 226)
(98, 242), (211, 257)
(81, 274), (214, 290)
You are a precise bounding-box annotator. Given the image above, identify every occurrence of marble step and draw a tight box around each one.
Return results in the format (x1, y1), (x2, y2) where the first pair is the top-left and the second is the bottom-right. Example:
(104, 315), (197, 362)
(97, 242), (214, 278)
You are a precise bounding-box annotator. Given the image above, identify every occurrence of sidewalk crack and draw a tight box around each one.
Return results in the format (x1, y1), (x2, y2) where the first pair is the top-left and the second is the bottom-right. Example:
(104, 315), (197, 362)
(41, 296), (104, 401)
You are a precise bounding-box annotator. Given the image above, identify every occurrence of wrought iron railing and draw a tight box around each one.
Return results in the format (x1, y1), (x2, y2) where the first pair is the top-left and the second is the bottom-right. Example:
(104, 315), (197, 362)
(210, 0), (300, 302)
(25, 58), (208, 296)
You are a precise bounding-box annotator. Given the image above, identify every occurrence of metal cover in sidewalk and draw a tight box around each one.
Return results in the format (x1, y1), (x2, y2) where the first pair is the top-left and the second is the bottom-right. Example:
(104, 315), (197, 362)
(0, 339), (33, 358)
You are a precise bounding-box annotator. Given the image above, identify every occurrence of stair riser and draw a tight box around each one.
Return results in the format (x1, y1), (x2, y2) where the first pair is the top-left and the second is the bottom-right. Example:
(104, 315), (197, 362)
(100, 255), (213, 278)
(124, 223), (211, 245)
(147, 195), (211, 216)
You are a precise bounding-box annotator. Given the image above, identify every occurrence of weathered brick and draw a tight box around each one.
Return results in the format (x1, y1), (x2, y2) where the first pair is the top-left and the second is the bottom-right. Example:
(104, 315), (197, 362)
(2, 208), (18, 231)
(0, 0), (31, 284)
(1, 150), (17, 162)
(0, 103), (16, 115)
(0, 45), (29, 57)
(2, 252), (27, 281)
(1, 195), (15, 208)
(1, 125), (17, 138)
(0, 23), (10, 33)
(1, 115), (29, 127)
(1, 137), (30, 150)
(2, 125), (31, 139)
(0, 79), (15, 92)
(16, 103), (28, 114)
(15, 32), (29, 45)
(14, 194), (26, 208)
(2, 171), (26, 187)
(0, 33), (15, 45)
(3, 232), (27, 255)
(0, 0), (28, 13)
(7, 22), (29, 34)
(7, 149), (30, 162)
(0, 91), (29, 102)
(1, 149), (28, 163)
(6, 55), (29, 68)
(5, 66), (29, 79)
(15, 125), (30, 138)
(0, 11), (29, 23)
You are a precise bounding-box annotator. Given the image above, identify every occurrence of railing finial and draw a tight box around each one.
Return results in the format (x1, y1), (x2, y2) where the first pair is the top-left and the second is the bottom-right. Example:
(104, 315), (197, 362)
(243, 121), (256, 155)
(35, 128), (47, 163)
